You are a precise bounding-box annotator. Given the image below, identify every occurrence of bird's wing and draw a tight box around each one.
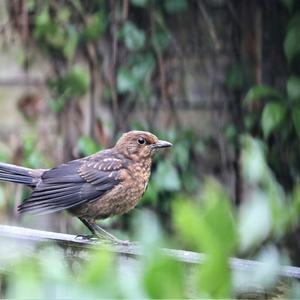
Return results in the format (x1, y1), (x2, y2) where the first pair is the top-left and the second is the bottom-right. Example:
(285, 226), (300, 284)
(18, 154), (128, 215)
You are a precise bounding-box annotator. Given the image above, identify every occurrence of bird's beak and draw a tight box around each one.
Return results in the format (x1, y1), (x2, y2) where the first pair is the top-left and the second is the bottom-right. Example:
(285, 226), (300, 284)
(153, 140), (173, 149)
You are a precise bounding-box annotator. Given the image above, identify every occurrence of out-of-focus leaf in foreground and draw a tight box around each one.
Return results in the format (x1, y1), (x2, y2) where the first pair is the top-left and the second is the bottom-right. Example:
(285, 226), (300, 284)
(173, 178), (237, 298)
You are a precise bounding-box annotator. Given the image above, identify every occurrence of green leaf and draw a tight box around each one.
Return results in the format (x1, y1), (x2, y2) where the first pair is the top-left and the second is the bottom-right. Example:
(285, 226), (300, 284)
(35, 6), (50, 28)
(130, 0), (148, 7)
(131, 53), (155, 79)
(198, 255), (231, 298)
(48, 66), (90, 105)
(46, 26), (65, 49)
(152, 29), (171, 52)
(244, 85), (282, 105)
(173, 179), (237, 298)
(153, 160), (181, 192)
(83, 12), (107, 41)
(144, 257), (185, 298)
(226, 64), (247, 91)
(287, 75), (300, 100)
(292, 184), (300, 216)
(284, 26), (300, 63)
(64, 65), (90, 96)
(239, 192), (272, 252)
(57, 7), (71, 23)
(122, 21), (145, 50)
(0, 149), (10, 162)
(292, 108), (300, 137)
(241, 136), (268, 184)
(26, 0), (36, 11)
(49, 97), (66, 113)
(80, 248), (116, 292)
(261, 102), (286, 138)
(63, 26), (78, 60)
(117, 54), (155, 94)
(77, 136), (102, 156)
(172, 141), (189, 171)
(141, 181), (159, 205)
(201, 179), (237, 255)
(164, 0), (188, 13)
(117, 67), (138, 93)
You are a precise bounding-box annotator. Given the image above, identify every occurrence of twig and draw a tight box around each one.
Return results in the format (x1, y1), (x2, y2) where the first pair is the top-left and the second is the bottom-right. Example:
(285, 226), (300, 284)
(150, 9), (180, 127)
(0, 77), (45, 86)
(86, 43), (98, 139)
(109, 0), (121, 131)
(122, 0), (129, 21)
(197, 2), (221, 52)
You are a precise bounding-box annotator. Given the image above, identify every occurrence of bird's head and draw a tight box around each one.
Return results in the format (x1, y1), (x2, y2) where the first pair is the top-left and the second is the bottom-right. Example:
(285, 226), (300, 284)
(114, 130), (172, 161)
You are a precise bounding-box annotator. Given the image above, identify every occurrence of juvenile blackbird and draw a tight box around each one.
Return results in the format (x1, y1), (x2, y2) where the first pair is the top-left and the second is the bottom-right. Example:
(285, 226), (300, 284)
(0, 131), (172, 243)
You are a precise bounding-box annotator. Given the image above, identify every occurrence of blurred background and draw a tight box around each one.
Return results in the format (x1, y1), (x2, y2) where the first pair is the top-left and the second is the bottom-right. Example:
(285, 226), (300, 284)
(1, 0), (300, 298)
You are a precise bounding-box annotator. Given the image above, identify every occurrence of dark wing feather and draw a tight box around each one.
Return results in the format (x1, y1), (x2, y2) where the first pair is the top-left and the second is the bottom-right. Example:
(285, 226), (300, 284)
(18, 153), (127, 215)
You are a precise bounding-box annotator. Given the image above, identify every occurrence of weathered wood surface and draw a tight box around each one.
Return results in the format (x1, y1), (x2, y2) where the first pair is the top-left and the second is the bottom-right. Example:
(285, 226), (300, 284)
(1, 224), (300, 279)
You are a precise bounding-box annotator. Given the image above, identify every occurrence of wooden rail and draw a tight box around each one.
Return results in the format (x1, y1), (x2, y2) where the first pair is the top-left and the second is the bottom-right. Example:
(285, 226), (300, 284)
(0, 224), (300, 280)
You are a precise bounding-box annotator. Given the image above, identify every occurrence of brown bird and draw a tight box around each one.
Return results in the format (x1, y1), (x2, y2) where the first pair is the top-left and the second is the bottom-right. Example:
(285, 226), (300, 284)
(0, 131), (172, 243)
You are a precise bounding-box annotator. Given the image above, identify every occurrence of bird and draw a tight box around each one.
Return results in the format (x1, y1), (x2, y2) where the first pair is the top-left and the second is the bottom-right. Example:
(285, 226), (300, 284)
(0, 131), (172, 243)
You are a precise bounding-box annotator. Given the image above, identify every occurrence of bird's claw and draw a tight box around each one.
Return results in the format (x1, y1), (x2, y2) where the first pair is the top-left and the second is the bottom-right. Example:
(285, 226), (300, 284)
(112, 239), (131, 246)
(75, 234), (132, 246)
(74, 234), (99, 241)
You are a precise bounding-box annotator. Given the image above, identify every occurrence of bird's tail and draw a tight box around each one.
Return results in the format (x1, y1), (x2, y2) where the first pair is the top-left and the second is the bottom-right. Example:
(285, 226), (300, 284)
(0, 162), (42, 187)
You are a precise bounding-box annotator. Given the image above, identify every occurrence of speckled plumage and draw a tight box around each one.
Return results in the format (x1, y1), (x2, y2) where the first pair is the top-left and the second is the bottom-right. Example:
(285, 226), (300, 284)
(0, 131), (172, 240)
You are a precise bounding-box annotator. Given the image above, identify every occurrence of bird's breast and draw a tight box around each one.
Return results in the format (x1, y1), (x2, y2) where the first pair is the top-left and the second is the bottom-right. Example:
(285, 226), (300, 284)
(73, 160), (152, 220)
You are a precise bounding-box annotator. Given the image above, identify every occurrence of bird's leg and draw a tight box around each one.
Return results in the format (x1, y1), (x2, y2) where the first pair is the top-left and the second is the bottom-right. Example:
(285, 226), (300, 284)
(77, 217), (130, 245)
(75, 218), (99, 240)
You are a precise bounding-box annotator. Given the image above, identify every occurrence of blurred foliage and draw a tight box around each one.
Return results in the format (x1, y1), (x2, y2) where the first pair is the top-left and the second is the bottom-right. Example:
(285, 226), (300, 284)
(22, 133), (52, 169)
(225, 1), (300, 192)
(2, 0), (300, 298)
(2, 138), (300, 298)
(77, 136), (103, 157)
(18, 0), (178, 112)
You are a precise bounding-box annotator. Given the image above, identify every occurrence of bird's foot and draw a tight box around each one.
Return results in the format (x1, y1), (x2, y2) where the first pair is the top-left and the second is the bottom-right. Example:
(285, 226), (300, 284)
(93, 232), (132, 245)
(112, 239), (132, 246)
(75, 233), (134, 246)
(74, 234), (99, 241)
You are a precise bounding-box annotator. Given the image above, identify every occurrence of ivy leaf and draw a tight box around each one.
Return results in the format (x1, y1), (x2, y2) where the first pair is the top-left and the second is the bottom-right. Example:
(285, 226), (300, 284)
(57, 7), (71, 24)
(284, 26), (300, 64)
(117, 54), (155, 94)
(261, 102), (287, 138)
(226, 64), (247, 91)
(173, 179), (237, 298)
(287, 75), (300, 101)
(49, 65), (90, 98)
(239, 192), (271, 252)
(63, 27), (78, 60)
(83, 12), (107, 41)
(131, 53), (155, 79)
(64, 65), (90, 96)
(117, 67), (138, 93)
(122, 21), (145, 50)
(152, 29), (171, 52)
(292, 108), (300, 138)
(244, 85), (282, 106)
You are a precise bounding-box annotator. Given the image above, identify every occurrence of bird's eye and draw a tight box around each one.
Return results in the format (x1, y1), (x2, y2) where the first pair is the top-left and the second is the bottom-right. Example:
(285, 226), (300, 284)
(137, 137), (146, 145)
